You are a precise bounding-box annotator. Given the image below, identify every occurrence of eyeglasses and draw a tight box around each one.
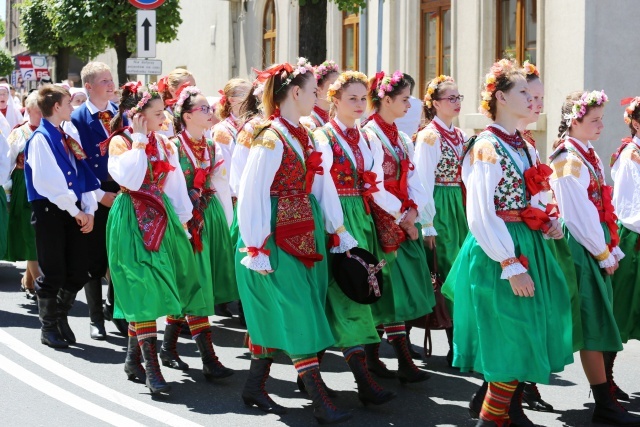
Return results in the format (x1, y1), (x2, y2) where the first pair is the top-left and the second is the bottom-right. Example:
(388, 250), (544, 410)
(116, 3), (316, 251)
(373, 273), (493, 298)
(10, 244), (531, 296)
(436, 95), (464, 103)
(187, 105), (212, 114)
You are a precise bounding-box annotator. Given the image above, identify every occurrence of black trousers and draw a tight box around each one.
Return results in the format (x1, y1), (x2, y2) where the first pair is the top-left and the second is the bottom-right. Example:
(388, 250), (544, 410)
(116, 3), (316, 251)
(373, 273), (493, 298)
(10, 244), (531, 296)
(32, 199), (91, 299)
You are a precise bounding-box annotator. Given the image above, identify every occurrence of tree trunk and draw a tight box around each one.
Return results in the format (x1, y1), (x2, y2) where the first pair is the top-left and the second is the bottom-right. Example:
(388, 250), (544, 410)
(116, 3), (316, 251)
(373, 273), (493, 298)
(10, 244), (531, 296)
(298, 0), (327, 65)
(114, 33), (132, 85)
(55, 47), (71, 81)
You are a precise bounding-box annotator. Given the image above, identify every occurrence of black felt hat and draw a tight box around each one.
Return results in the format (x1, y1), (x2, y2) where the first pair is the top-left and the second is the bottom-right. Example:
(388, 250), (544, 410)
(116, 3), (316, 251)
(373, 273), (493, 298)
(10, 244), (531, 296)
(332, 248), (386, 304)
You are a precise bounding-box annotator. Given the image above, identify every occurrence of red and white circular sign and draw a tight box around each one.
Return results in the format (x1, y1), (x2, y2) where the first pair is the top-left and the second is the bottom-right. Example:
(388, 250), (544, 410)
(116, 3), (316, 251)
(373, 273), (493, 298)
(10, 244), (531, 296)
(128, 0), (166, 9)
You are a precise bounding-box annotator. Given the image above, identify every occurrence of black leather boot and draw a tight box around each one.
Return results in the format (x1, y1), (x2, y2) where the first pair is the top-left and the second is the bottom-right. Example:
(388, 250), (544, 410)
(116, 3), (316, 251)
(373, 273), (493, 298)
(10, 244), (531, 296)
(299, 367), (352, 424)
(508, 382), (538, 427)
(297, 350), (337, 398)
(159, 322), (189, 370)
(405, 326), (422, 359)
(391, 336), (429, 383)
(85, 279), (106, 340)
(364, 343), (395, 378)
(591, 382), (640, 426)
(605, 351), (631, 401)
(103, 281), (129, 336)
(241, 358), (287, 415)
(139, 337), (171, 394)
(194, 329), (233, 380)
(346, 350), (396, 406)
(522, 382), (554, 411)
(124, 335), (146, 383)
(38, 297), (69, 349)
(56, 289), (77, 344)
(475, 420), (500, 427)
(469, 381), (488, 419)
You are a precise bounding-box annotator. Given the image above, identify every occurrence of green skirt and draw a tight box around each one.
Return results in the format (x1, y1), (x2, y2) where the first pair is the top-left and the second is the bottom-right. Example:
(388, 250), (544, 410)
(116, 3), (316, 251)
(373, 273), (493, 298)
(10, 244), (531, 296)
(205, 196), (239, 305)
(611, 223), (640, 343)
(107, 192), (207, 321)
(426, 185), (468, 278)
(565, 224), (623, 352)
(371, 222), (435, 325)
(235, 195), (335, 355)
(230, 204), (240, 248)
(546, 237), (583, 351)
(325, 196), (381, 348)
(442, 223), (574, 384)
(6, 171), (35, 261)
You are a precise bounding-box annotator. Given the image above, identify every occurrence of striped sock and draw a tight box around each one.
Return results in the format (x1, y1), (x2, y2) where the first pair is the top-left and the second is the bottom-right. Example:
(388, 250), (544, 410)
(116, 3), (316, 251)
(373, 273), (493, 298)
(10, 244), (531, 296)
(185, 315), (210, 339)
(376, 326), (385, 338)
(291, 354), (319, 376)
(134, 320), (157, 342)
(479, 381), (518, 424)
(166, 315), (185, 325)
(384, 322), (406, 342)
(342, 346), (364, 362)
(128, 322), (136, 338)
(244, 333), (279, 359)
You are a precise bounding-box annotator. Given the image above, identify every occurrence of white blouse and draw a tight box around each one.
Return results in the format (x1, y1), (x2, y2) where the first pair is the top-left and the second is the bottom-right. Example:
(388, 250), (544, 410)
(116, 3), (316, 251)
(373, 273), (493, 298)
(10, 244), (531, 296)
(229, 117), (262, 197)
(611, 136), (640, 234)
(550, 137), (623, 268)
(237, 117), (357, 272)
(108, 131), (193, 224)
(212, 117), (240, 194)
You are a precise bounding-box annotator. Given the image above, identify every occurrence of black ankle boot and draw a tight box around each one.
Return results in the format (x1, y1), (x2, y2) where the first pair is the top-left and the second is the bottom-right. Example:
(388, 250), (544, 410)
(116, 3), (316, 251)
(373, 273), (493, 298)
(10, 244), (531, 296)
(103, 282), (129, 336)
(469, 381), (488, 419)
(124, 335), (146, 383)
(242, 358), (287, 415)
(522, 382), (554, 412)
(38, 297), (69, 349)
(475, 419), (500, 427)
(592, 382), (640, 426)
(299, 367), (352, 424)
(346, 350), (396, 406)
(85, 279), (106, 340)
(509, 382), (537, 427)
(605, 351), (631, 401)
(56, 289), (77, 344)
(139, 337), (171, 394)
(391, 336), (429, 383)
(405, 326), (422, 359)
(159, 322), (189, 370)
(194, 329), (233, 380)
(364, 343), (395, 378)
(297, 350), (337, 398)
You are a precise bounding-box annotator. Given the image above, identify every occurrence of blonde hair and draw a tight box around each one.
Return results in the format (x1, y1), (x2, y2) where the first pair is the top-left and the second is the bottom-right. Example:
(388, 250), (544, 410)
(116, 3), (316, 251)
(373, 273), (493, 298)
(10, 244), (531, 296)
(25, 91), (39, 109)
(261, 64), (314, 118)
(217, 78), (252, 120)
(81, 62), (112, 86)
(160, 68), (194, 102)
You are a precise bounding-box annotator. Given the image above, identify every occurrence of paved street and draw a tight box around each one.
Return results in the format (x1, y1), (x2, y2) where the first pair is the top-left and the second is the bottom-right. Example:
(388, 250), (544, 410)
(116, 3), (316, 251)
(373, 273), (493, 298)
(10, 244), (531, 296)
(0, 261), (639, 427)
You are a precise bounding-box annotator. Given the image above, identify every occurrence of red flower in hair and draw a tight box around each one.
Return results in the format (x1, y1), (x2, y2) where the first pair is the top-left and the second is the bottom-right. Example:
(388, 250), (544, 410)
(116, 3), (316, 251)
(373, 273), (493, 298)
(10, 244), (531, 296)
(157, 76), (168, 94)
(122, 81), (141, 94)
(218, 89), (227, 107)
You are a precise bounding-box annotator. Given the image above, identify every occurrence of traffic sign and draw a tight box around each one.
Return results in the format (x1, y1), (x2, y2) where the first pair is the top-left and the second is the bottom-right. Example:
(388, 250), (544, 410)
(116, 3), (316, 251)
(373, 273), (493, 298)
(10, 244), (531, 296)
(126, 58), (162, 75)
(129, 0), (165, 9)
(137, 10), (157, 58)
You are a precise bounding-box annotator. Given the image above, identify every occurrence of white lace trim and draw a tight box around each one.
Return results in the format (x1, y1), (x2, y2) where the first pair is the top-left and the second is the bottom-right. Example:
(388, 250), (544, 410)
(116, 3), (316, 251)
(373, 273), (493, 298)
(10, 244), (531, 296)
(421, 226), (438, 237)
(598, 253), (617, 269)
(500, 263), (527, 280)
(611, 246), (625, 262)
(131, 132), (149, 144)
(241, 253), (272, 271)
(329, 231), (358, 254)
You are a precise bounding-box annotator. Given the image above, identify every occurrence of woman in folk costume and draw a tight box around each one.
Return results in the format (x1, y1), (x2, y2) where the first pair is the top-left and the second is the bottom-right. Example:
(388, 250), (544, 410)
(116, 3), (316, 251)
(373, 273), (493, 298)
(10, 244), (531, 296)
(313, 70), (396, 406)
(105, 83), (206, 395)
(236, 59), (356, 424)
(413, 74), (467, 366)
(301, 60), (340, 130)
(153, 85), (235, 380)
(607, 96), (640, 402)
(5, 92), (41, 299)
(550, 91), (640, 427)
(212, 78), (252, 169)
(362, 71), (434, 384)
(0, 83), (24, 133)
(157, 68), (196, 137)
(441, 59), (573, 427)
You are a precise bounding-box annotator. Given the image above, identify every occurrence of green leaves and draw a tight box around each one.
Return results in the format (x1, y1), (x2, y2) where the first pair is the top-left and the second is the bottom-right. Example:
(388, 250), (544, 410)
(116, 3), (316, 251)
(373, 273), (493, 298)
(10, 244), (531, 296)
(0, 49), (14, 77)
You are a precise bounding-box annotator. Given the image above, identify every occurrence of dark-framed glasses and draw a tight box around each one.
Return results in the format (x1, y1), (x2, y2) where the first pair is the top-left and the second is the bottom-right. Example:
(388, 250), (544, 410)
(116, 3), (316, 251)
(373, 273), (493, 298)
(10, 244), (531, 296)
(437, 95), (464, 103)
(187, 105), (212, 114)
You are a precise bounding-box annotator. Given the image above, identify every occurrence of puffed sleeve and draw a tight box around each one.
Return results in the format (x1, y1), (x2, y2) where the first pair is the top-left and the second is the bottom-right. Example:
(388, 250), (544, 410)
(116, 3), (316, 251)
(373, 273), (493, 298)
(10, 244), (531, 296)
(210, 141), (233, 227)
(403, 135), (436, 233)
(411, 130), (440, 236)
(161, 136), (193, 224)
(108, 133), (148, 191)
(311, 129), (358, 253)
(550, 153), (617, 267)
(0, 132), (12, 186)
(212, 124), (235, 185)
(612, 147), (640, 234)
(229, 125), (253, 197)
(237, 129), (282, 271)
(464, 138), (527, 279)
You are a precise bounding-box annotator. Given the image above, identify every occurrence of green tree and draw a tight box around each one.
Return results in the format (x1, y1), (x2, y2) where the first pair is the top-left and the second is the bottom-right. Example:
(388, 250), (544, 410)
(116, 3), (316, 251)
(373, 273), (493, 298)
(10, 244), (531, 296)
(0, 49), (15, 77)
(0, 19), (6, 39)
(298, 0), (368, 65)
(51, 0), (182, 84)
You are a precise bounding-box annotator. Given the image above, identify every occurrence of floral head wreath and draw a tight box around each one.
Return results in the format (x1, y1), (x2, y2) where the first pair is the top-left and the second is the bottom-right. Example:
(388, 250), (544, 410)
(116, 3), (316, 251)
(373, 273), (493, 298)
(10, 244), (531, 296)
(371, 70), (404, 101)
(174, 86), (202, 118)
(250, 67), (266, 97)
(479, 59), (519, 117)
(523, 60), (540, 78)
(424, 75), (455, 108)
(326, 71), (368, 102)
(563, 90), (608, 127)
(621, 96), (640, 125)
(315, 60), (340, 82)
(273, 57), (314, 94)
(126, 83), (160, 118)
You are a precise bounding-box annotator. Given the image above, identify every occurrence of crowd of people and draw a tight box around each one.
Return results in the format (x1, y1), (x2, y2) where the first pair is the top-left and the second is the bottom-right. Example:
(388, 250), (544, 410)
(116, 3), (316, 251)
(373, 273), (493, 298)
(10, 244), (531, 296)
(1, 57), (639, 427)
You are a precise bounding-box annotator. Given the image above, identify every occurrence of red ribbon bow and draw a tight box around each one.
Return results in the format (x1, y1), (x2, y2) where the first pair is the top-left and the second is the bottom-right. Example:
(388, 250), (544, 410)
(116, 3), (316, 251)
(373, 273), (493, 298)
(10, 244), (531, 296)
(255, 63), (294, 83)
(241, 236), (272, 258)
(193, 167), (209, 191)
(601, 185), (620, 249)
(371, 71), (385, 91)
(523, 163), (553, 196)
(518, 255), (529, 270)
(304, 151), (324, 194)
(218, 89), (227, 107)
(327, 233), (341, 249)
(157, 76), (168, 94)
(398, 159), (417, 211)
(361, 171), (381, 214)
(621, 97), (636, 106)
(521, 206), (553, 233)
(122, 81), (142, 95)
(164, 82), (191, 107)
(151, 159), (176, 179)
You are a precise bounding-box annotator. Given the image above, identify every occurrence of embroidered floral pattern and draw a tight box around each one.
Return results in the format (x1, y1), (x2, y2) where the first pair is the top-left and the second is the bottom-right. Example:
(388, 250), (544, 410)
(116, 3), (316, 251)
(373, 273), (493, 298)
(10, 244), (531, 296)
(426, 123), (463, 185)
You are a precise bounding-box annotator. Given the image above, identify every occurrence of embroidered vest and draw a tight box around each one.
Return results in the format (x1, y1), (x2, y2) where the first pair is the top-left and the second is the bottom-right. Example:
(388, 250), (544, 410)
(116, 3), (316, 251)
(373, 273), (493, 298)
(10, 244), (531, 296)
(174, 135), (215, 192)
(322, 125), (370, 195)
(270, 134), (308, 196)
(427, 123), (463, 185)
